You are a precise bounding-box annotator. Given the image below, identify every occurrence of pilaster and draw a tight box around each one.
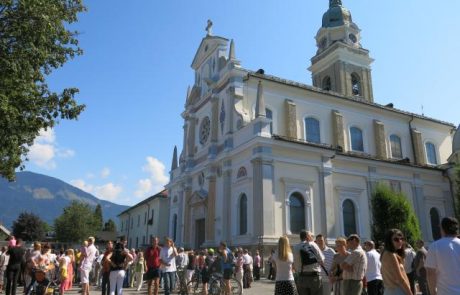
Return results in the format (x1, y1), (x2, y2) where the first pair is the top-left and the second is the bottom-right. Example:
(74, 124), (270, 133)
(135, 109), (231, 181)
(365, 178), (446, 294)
(222, 160), (232, 243)
(374, 120), (387, 159)
(183, 184), (193, 246)
(206, 172), (217, 243)
(285, 99), (297, 139)
(411, 129), (426, 165)
(319, 156), (334, 237)
(412, 174), (429, 241)
(332, 110), (345, 149)
(251, 147), (275, 239)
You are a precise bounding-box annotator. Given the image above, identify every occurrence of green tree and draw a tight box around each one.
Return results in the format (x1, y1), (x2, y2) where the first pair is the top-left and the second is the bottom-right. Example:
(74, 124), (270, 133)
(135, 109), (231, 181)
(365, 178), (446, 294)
(103, 219), (117, 232)
(12, 212), (46, 241)
(0, 0), (86, 181)
(371, 183), (422, 246)
(94, 204), (103, 231)
(54, 201), (98, 242)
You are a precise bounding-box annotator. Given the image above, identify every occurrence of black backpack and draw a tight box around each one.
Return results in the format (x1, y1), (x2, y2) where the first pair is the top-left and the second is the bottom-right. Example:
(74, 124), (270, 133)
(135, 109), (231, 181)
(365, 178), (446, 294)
(300, 244), (318, 267)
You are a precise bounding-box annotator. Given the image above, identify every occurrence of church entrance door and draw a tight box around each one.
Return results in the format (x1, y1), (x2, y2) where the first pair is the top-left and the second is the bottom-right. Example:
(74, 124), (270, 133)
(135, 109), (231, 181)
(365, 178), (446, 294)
(195, 218), (206, 248)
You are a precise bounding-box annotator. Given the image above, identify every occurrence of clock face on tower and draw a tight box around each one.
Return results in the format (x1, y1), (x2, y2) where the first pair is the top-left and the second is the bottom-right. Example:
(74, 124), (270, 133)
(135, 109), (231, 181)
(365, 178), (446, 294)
(349, 33), (357, 44)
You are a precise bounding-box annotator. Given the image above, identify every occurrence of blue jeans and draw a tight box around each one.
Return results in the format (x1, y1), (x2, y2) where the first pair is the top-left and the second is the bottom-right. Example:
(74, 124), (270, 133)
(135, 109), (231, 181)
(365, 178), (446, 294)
(163, 272), (176, 295)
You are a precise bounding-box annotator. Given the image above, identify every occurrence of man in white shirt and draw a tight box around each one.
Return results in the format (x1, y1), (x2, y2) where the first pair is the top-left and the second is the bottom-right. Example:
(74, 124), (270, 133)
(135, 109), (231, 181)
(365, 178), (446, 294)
(363, 241), (383, 295)
(81, 237), (97, 295)
(293, 230), (325, 295)
(242, 249), (254, 288)
(426, 217), (460, 295)
(315, 234), (335, 295)
(159, 237), (178, 295)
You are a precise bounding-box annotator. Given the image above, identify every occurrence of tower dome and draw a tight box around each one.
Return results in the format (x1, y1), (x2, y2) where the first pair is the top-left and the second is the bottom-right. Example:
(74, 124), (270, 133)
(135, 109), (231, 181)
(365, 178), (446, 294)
(322, 0), (353, 28)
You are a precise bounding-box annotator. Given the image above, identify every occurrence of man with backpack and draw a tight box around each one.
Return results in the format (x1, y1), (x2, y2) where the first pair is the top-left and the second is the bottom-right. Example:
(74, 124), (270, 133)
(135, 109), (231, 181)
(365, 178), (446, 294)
(219, 242), (234, 295)
(293, 230), (325, 295)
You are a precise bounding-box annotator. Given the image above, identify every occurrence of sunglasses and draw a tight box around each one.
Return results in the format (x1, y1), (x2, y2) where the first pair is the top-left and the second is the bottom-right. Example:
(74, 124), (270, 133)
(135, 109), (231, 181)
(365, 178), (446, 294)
(392, 237), (405, 242)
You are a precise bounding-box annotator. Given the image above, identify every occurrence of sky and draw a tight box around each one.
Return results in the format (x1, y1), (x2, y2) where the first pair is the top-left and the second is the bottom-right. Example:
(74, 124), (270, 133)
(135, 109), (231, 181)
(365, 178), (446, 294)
(24, 0), (460, 206)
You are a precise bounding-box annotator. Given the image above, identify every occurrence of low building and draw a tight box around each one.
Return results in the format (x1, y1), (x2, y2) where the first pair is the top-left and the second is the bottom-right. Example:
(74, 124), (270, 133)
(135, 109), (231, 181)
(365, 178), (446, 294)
(117, 190), (169, 249)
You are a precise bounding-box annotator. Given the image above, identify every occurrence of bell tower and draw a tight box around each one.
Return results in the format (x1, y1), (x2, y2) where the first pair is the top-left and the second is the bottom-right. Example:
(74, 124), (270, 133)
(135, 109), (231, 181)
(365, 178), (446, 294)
(309, 0), (374, 102)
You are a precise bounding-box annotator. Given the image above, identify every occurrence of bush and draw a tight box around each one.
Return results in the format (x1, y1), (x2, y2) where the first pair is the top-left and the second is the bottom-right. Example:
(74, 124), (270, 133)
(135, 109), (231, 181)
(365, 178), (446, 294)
(371, 183), (422, 246)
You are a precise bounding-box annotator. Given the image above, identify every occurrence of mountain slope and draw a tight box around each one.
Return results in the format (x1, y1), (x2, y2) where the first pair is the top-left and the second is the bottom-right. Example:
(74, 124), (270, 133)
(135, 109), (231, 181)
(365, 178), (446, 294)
(0, 171), (128, 228)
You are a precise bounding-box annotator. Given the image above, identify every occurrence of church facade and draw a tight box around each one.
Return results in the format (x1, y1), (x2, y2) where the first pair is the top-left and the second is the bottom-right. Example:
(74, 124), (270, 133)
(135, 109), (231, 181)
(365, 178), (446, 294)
(166, 1), (458, 249)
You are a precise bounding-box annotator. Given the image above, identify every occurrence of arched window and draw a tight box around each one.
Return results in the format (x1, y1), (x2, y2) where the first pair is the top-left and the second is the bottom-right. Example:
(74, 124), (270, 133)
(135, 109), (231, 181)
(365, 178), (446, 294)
(322, 76), (332, 91)
(289, 193), (305, 234)
(350, 127), (364, 152)
(430, 207), (441, 241)
(351, 73), (361, 96)
(172, 214), (178, 242)
(343, 199), (357, 236)
(305, 117), (321, 143)
(425, 142), (438, 165)
(239, 194), (248, 235)
(237, 167), (247, 179)
(266, 108), (273, 134)
(390, 135), (403, 159)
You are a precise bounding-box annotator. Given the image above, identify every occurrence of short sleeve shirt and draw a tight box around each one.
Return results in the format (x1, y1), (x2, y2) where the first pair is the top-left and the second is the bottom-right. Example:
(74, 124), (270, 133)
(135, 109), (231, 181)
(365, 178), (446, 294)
(425, 237), (460, 295)
(145, 246), (161, 269)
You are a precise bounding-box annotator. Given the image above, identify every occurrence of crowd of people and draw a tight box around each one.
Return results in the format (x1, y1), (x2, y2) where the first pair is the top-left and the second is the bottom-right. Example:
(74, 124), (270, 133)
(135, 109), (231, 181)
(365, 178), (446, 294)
(0, 216), (459, 295)
(269, 216), (460, 295)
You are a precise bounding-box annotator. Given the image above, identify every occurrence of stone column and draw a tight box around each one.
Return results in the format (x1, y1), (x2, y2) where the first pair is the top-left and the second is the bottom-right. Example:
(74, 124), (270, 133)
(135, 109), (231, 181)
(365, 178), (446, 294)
(332, 110), (345, 149)
(374, 120), (387, 159)
(411, 129), (426, 165)
(251, 151), (275, 239)
(206, 173), (217, 243)
(183, 186), (192, 247)
(284, 99), (297, 139)
(319, 156), (334, 236)
(222, 160), (232, 243)
(177, 190), (184, 246)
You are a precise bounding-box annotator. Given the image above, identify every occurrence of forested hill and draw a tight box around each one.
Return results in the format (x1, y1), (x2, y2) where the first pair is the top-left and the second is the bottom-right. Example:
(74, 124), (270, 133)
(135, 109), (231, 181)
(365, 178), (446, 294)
(0, 171), (128, 228)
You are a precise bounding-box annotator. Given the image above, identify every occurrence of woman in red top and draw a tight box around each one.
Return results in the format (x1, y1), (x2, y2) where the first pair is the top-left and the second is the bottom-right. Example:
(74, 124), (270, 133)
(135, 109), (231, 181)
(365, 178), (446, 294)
(144, 237), (161, 295)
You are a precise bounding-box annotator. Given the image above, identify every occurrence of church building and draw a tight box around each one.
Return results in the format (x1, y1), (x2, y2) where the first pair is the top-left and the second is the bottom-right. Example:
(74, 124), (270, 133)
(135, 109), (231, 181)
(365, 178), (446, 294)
(166, 0), (458, 249)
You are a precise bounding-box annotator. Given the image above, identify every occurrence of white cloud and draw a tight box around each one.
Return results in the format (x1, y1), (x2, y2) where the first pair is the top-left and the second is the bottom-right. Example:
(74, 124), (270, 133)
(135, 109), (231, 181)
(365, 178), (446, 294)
(70, 179), (94, 193)
(28, 128), (75, 169)
(93, 183), (122, 201)
(100, 167), (111, 179)
(134, 156), (169, 198)
(70, 179), (123, 202)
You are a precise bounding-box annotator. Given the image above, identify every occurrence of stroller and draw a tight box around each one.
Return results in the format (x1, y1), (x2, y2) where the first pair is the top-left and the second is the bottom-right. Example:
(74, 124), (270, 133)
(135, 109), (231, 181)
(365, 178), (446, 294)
(27, 267), (59, 295)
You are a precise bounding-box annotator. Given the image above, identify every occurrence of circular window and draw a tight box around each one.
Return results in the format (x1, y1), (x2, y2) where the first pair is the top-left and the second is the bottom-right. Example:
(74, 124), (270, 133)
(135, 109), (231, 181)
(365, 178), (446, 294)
(199, 116), (211, 145)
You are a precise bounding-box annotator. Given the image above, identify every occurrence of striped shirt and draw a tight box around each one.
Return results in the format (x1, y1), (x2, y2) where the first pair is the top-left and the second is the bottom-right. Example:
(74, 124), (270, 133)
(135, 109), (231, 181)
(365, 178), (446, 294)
(343, 246), (367, 281)
(319, 246), (335, 277)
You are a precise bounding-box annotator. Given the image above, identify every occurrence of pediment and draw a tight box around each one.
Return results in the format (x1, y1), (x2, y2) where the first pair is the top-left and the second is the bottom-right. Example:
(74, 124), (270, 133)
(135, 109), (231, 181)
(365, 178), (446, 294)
(191, 36), (228, 70)
(189, 189), (208, 205)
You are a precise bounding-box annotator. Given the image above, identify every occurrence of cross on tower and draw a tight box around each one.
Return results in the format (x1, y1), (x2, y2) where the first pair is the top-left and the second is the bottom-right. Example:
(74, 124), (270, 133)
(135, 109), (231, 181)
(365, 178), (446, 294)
(330, 0), (342, 7)
(205, 19), (213, 36)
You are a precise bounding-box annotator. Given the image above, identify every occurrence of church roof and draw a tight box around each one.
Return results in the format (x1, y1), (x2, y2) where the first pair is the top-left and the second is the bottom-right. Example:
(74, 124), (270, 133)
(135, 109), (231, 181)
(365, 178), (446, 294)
(453, 125), (460, 152)
(118, 189), (168, 216)
(245, 71), (455, 128)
